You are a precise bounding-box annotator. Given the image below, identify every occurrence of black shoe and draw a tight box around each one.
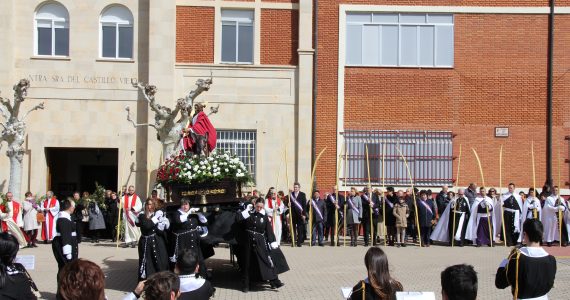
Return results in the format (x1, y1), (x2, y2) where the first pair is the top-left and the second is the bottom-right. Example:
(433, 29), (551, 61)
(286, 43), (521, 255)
(270, 280), (284, 289)
(122, 243), (129, 248)
(296, 244), (302, 247)
(364, 243), (369, 247)
(131, 242), (136, 248)
(242, 287), (249, 293)
(44, 240), (48, 244)
(32, 243), (38, 248)
(319, 243), (324, 247)
(111, 239), (116, 243)
(402, 243), (406, 247)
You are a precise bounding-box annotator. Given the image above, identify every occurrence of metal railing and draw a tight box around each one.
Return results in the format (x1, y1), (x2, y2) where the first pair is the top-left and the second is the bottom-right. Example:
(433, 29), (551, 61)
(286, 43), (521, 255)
(341, 130), (454, 187)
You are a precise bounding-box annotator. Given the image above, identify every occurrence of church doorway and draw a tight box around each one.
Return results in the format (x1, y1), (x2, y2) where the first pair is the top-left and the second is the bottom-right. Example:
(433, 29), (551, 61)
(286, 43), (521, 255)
(45, 148), (118, 199)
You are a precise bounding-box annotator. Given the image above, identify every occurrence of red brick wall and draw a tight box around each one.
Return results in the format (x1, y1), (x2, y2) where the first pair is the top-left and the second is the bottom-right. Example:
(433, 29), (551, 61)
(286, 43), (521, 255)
(262, 0), (299, 3)
(261, 9), (299, 65)
(176, 6), (215, 63)
(315, 1), (570, 192)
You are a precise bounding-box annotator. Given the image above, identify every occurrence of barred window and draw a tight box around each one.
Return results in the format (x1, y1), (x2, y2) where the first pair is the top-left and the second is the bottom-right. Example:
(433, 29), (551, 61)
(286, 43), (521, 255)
(216, 129), (257, 181)
(342, 130), (453, 187)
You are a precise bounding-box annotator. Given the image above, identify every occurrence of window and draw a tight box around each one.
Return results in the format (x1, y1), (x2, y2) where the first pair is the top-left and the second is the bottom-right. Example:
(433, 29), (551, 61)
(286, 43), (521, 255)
(216, 130), (257, 181)
(100, 5), (134, 59)
(35, 2), (69, 56)
(221, 10), (254, 64)
(342, 130), (453, 187)
(346, 13), (454, 67)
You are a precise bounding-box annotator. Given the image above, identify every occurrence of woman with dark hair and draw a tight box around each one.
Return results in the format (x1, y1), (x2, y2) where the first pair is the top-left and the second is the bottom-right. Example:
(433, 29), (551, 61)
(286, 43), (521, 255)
(168, 198), (209, 278)
(58, 259), (105, 300)
(350, 247), (403, 300)
(136, 199), (170, 281)
(495, 219), (557, 299)
(0, 232), (38, 299)
(346, 187), (363, 247)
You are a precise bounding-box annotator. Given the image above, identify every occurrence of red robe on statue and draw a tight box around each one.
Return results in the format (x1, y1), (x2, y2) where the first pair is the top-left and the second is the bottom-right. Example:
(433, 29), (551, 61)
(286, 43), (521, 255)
(183, 111), (217, 152)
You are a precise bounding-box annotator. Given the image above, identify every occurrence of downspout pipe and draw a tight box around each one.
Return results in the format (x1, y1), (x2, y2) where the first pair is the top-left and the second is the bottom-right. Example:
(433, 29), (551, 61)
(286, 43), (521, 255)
(546, 0), (555, 188)
(311, 0), (318, 183)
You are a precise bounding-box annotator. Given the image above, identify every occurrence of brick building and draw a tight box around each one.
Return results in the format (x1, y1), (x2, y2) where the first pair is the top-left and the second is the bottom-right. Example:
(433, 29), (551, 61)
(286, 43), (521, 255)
(314, 1), (570, 193)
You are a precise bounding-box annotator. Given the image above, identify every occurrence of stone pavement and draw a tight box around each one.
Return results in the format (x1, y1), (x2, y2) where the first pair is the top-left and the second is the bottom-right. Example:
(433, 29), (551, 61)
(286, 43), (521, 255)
(21, 238), (570, 300)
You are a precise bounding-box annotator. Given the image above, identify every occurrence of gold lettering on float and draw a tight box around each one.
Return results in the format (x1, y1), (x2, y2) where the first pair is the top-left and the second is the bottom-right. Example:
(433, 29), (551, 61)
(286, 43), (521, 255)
(181, 189), (227, 197)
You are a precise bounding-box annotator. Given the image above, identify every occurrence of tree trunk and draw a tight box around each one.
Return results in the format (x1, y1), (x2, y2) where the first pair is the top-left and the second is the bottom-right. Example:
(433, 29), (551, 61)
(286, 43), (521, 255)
(7, 151), (23, 201)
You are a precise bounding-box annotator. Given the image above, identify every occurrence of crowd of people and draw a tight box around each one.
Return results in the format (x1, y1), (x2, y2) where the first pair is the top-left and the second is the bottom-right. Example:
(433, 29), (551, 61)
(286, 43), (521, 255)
(251, 182), (569, 249)
(0, 179), (566, 299)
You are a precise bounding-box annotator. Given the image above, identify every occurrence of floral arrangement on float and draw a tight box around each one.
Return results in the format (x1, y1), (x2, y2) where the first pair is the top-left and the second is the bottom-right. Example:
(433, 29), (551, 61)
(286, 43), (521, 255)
(156, 150), (252, 186)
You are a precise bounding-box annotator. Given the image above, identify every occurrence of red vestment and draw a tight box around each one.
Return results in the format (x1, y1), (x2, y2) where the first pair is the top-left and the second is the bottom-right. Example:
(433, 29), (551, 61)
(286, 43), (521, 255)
(183, 111), (217, 152)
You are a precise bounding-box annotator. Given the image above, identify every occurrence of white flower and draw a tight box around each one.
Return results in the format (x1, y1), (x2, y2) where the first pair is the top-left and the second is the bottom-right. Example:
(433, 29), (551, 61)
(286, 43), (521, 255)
(199, 161), (205, 165)
(225, 168), (229, 172)
(200, 165), (206, 170)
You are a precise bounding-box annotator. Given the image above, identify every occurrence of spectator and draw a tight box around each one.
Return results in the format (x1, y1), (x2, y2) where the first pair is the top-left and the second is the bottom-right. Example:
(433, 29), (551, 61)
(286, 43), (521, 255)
(441, 264), (478, 300)
(464, 183), (477, 206)
(124, 271), (181, 300)
(0, 232), (39, 299)
(350, 247), (403, 300)
(174, 249), (214, 299)
(58, 259), (105, 300)
(495, 219), (556, 299)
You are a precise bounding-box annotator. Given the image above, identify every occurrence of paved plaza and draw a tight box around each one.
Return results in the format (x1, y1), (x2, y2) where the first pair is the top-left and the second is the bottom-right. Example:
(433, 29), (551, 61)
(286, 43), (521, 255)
(21, 236), (570, 300)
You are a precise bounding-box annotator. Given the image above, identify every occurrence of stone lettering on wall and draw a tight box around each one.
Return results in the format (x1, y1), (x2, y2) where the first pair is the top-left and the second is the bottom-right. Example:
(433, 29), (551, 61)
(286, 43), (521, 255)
(24, 74), (138, 88)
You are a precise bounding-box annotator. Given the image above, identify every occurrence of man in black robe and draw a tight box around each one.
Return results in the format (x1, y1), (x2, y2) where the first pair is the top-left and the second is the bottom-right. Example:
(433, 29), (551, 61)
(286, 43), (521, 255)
(436, 185), (450, 218)
(361, 187), (379, 246)
(496, 219), (556, 299)
(237, 198), (287, 293)
(500, 183), (523, 246)
(383, 187), (397, 246)
(325, 186), (344, 246)
(448, 188), (470, 246)
(52, 199), (78, 280)
(289, 182), (307, 247)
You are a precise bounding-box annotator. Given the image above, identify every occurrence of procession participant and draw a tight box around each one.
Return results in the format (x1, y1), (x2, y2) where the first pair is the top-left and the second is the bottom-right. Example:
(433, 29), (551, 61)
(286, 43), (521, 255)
(465, 183), (478, 207)
(71, 192), (86, 243)
(436, 185), (450, 217)
(325, 186), (344, 246)
(499, 183), (524, 246)
(427, 189), (438, 220)
(22, 192), (40, 248)
(370, 189), (381, 245)
(41, 191), (59, 243)
(360, 187), (379, 246)
(265, 188), (285, 246)
(466, 187), (495, 247)
(310, 190), (326, 247)
(52, 199), (78, 279)
(168, 199), (209, 278)
(289, 182), (307, 247)
(182, 102), (217, 154)
(174, 249), (215, 300)
(495, 219), (556, 299)
(349, 247), (403, 300)
(404, 189), (417, 243)
(393, 191), (409, 247)
(522, 188), (542, 221)
(105, 192), (120, 242)
(123, 185), (143, 248)
(280, 191), (292, 244)
(136, 198), (170, 281)
(0, 192), (26, 247)
(237, 198), (287, 293)
(519, 191), (527, 204)
(148, 189), (165, 210)
(542, 186), (566, 246)
(87, 198), (105, 244)
(384, 187), (397, 246)
(346, 187), (362, 247)
(431, 188), (470, 246)
(417, 190), (436, 247)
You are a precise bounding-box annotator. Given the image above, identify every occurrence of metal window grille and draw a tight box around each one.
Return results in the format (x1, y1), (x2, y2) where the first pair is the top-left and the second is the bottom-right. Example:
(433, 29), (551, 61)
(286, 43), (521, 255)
(341, 130), (454, 187)
(216, 130), (257, 181)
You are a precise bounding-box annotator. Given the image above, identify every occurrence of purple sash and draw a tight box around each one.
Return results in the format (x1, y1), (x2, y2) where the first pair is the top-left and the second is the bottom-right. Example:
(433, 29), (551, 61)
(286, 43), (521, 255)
(312, 200), (324, 220)
(290, 193), (303, 213)
(348, 197), (360, 214)
(384, 198), (394, 209)
(420, 200), (433, 215)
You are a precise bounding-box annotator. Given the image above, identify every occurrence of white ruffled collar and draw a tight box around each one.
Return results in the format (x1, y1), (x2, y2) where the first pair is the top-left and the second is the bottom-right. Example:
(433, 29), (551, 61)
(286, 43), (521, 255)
(179, 275), (206, 292)
(519, 246), (549, 258)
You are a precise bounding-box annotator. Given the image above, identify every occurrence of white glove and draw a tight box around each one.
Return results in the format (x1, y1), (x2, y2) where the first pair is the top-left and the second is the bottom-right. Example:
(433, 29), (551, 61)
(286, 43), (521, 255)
(157, 222), (166, 231)
(246, 204), (253, 211)
(558, 206), (566, 211)
(270, 241), (278, 249)
(199, 226), (208, 237)
(66, 254), (72, 260)
(154, 210), (164, 218)
(151, 216), (160, 224)
(528, 204), (535, 210)
(189, 207), (200, 213)
(179, 213), (189, 222)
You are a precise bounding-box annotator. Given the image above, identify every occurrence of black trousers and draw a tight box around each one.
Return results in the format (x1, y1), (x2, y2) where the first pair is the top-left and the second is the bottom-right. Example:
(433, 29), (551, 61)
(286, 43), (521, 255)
(293, 219), (306, 246)
(362, 216), (379, 245)
(420, 226), (432, 246)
